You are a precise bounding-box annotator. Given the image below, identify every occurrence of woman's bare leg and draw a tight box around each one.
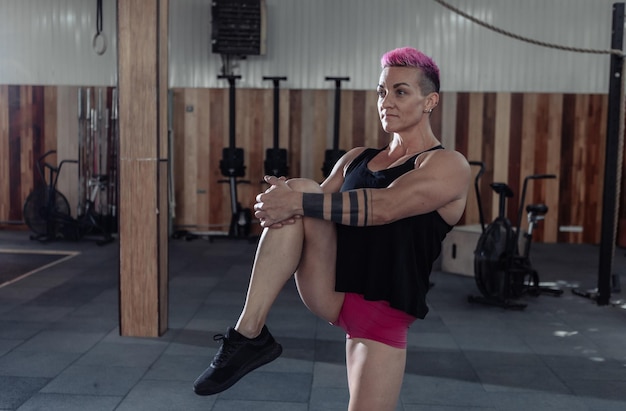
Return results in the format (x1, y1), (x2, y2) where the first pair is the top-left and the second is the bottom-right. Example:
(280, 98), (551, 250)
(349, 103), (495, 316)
(235, 178), (343, 337)
(346, 338), (407, 411)
(194, 178), (343, 396)
(293, 208), (343, 323)
(234, 222), (304, 338)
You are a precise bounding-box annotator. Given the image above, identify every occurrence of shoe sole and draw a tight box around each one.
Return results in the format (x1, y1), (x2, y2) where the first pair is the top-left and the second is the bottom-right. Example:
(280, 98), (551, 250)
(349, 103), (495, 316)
(194, 342), (283, 396)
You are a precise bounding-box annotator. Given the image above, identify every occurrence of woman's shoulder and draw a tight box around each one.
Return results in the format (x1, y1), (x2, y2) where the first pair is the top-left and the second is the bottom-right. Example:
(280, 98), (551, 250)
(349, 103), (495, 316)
(426, 147), (469, 166)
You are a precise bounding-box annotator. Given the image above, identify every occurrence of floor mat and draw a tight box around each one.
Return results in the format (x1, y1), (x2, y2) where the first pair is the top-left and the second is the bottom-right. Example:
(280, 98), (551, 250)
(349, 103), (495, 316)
(0, 249), (79, 288)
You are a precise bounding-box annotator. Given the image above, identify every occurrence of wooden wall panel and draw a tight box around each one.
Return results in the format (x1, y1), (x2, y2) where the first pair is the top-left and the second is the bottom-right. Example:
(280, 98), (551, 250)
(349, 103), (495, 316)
(288, 90), (303, 178)
(0, 85), (621, 246)
(55, 86), (79, 217)
(482, 93), (497, 174)
(480, 93), (497, 224)
(452, 93), (469, 226)
(518, 93), (538, 227)
(584, 94), (608, 244)
(558, 94), (578, 243)
(31, 87), (44, 199)
(492, 92), (511, 224)
(20, 87), (34, 204)
(195, 89), (211, 230)
(463, 93), (486, 227)
(507, 93), (524, 221)
(467, 93), (485, 164)
(43, 87), (58, 161)
(454, 93), (469, 166)
(574, 95), (590, 242)
(260, 88), (274, 169)
(518, 93), (546, 239)
(312, 89), (333, 181)
(351, 91), (366, 148)
(439, 92), (456, 152)
(543, 94), (563, 243)
(208, 89), (229, 230)
(340, 90), (355, 154)
(2, 85), (58, 224)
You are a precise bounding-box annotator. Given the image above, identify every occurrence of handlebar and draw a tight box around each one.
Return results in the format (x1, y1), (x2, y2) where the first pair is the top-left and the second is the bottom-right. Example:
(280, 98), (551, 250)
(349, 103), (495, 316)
(35, 150), (78, 188)
(469, 161), (486, 179)
(526, 174), (557, 180)
(38, 150), (57, 162)
(466, 160), (557, 238)
(468, 160), (485, 168)
(516, 173), (558, 245)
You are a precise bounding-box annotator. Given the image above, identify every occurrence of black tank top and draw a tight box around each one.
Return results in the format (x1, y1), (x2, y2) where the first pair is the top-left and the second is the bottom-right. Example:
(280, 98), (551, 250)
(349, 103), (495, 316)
(335, 146), (452, 319)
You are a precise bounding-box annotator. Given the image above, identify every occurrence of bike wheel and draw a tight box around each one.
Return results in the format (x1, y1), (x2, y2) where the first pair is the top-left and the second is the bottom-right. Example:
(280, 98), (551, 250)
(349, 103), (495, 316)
(473, 217), (516, 299)
(23, 187), (71, 236)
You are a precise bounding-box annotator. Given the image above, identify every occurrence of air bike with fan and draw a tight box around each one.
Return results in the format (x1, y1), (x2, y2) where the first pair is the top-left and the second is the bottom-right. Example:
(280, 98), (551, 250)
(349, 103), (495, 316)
(467, 162), (563, 309)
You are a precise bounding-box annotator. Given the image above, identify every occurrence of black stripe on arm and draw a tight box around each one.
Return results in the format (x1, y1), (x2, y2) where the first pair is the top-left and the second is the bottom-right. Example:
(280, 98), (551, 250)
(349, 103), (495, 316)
(363, 189), (369, 226)
(302, 193), (324, 219)
(331, 192), (344, 223)
(348, 191), (358, 226)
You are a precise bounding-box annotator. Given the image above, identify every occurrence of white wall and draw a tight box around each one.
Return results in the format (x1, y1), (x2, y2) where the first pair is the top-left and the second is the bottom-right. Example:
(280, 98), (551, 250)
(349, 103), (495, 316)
(0, 0), (117, 86)
(0, 0), (621, 92)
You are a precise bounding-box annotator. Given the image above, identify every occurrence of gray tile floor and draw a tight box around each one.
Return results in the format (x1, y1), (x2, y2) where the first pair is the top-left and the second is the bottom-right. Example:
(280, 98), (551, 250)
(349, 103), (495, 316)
(1, 229), (626, 410)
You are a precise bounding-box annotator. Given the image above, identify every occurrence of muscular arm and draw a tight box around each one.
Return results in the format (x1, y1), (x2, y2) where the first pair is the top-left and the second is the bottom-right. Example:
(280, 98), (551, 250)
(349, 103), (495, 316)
(256, 149), (471, 228)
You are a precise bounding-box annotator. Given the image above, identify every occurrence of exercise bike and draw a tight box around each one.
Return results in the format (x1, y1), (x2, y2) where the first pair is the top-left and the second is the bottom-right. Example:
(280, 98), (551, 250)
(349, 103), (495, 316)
(22, 150), (114, 245)
(468, 163), (562, 309)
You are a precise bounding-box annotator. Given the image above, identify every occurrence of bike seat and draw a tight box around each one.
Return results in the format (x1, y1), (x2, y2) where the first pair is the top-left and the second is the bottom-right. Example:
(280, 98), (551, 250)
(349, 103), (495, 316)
(490, 182), (514, 197)
(526, 203), (548, 215)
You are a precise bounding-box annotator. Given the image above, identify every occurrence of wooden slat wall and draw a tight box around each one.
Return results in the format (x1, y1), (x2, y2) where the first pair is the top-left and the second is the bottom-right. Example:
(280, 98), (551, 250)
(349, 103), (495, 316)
(0, 85), (114, 228)
(1, 86), (50, 224)
(54, 86), (79, 217)
(0, 85), (620, 245)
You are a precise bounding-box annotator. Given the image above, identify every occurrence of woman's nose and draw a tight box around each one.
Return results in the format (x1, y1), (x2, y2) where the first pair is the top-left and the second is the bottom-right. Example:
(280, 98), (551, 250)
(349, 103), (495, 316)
(379, 94), (393, 108)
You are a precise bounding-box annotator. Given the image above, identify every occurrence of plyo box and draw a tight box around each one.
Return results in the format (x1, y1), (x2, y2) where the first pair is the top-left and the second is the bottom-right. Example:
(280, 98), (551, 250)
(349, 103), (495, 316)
(441, 224), (482, 277)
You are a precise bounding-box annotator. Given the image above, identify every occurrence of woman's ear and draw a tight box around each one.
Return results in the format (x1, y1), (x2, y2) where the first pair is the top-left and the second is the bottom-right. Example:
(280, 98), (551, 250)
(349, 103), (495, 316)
(426, 92), (439, 111)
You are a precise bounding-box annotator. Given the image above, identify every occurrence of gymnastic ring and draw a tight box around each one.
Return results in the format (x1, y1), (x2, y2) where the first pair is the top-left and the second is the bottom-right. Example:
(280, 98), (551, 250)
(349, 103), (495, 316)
(92, 32), (107, 55)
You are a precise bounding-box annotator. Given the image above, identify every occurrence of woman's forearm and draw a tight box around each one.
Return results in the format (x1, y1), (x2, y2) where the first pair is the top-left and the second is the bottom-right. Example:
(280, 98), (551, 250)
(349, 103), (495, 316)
(302, 190), (374, 226)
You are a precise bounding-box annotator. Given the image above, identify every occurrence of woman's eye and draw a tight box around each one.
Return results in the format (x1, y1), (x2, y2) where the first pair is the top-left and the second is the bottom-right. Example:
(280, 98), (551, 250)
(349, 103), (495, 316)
(377, 90), (386, 98)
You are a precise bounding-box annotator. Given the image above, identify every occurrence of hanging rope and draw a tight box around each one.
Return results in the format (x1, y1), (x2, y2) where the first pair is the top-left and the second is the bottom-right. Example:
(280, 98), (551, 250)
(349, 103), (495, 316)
(93, 0), (107, 55)
(433, 0), (624, 56)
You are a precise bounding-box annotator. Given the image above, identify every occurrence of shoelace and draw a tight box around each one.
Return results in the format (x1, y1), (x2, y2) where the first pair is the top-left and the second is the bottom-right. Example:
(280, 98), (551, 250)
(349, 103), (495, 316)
(211, 333), (241, 367)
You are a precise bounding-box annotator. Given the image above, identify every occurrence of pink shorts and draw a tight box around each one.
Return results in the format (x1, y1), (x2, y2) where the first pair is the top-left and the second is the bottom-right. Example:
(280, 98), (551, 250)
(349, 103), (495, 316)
(333, 293), (416, 349)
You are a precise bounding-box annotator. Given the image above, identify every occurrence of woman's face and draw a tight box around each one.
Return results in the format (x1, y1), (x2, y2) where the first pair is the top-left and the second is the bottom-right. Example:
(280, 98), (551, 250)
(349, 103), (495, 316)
(377, 66), (432, 134)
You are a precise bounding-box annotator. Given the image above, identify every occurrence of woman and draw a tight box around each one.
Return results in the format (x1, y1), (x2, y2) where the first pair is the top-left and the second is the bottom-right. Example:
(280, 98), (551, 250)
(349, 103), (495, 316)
(194, 47), (471, 411)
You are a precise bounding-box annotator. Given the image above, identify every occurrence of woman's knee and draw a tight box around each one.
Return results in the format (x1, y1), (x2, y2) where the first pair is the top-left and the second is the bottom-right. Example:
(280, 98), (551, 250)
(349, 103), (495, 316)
(286, 178), (322, 193)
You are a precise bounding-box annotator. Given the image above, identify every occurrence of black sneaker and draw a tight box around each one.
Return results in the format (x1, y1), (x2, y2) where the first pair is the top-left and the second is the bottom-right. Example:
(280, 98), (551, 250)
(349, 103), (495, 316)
(193, 325), (283, 396)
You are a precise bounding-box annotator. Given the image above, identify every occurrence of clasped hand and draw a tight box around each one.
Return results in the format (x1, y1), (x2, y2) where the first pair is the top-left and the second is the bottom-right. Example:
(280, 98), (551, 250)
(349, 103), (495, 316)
(254, 176), (301, 228)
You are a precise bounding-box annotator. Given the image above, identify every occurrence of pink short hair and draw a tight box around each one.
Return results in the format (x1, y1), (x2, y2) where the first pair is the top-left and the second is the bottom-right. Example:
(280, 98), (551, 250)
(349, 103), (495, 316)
(381, 47), (440, 94)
